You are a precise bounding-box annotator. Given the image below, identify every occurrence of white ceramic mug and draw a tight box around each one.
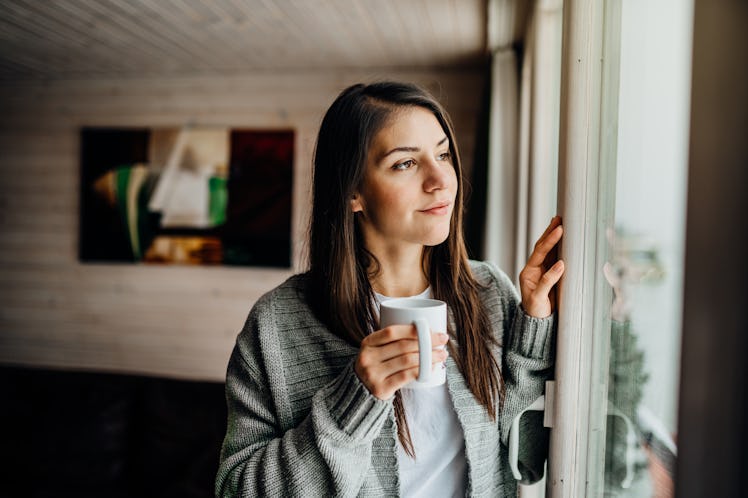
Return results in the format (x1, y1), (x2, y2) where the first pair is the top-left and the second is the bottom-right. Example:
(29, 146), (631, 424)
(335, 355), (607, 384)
(379, 298), (447, 388)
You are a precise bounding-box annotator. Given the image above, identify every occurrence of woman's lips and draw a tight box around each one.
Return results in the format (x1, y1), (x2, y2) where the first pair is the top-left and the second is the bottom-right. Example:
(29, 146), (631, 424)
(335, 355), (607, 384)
(419, 202), (451, 215)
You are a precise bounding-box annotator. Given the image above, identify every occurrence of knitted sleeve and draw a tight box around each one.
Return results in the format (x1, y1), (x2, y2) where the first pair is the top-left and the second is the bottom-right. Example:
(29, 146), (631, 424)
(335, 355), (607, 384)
(482, 262), (556, 484)
(215, 298), (393, 497)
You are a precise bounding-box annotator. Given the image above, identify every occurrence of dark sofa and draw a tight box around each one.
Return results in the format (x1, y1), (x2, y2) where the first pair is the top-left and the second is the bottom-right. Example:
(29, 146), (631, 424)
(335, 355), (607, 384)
(1, 366), (227, 498)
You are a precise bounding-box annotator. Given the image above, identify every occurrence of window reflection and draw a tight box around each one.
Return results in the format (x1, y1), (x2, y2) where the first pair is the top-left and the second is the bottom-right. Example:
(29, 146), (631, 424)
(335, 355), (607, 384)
(598, 0), (692, 495)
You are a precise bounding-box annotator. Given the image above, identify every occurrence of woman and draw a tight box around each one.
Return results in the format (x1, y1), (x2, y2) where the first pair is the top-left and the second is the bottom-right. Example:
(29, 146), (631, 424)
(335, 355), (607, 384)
(215, 82), (564, 497)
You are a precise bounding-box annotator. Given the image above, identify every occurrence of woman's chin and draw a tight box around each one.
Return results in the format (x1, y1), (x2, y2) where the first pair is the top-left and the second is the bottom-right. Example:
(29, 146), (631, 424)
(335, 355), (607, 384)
(421, 230), (451, 247)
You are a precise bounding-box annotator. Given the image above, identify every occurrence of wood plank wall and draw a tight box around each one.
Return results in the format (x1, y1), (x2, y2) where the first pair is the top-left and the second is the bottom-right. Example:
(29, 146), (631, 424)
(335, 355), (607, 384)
(0, 70), (485, 381)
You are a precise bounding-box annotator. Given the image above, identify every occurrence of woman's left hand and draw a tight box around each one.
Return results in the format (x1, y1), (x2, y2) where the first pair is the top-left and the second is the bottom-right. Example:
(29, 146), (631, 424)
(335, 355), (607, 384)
(519, 216), (565, 318)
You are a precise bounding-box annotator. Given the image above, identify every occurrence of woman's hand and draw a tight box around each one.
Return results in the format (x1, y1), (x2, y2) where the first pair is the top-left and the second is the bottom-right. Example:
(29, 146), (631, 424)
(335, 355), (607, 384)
(519, 216), (565, 318)
(355, 326), (449, 400)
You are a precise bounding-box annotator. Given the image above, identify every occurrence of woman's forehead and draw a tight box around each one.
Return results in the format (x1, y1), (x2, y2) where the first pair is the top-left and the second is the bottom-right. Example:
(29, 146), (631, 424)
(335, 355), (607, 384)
(369, 107), (448, 157)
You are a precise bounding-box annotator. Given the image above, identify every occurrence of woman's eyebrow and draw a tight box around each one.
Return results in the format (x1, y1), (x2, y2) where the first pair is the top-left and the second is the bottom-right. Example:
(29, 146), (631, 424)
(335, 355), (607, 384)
(379, 136), (449, 161)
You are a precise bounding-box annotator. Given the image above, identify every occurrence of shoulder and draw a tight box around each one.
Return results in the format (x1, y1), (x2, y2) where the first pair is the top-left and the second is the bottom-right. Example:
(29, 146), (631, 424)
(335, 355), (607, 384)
(465, 261), (522, 343)
(235, 273), (316, 351)
(468, 260), (518, 298)
(237, 272), (349, 353)
(231, 273), (355, 394)
(250, 272), (311, 318)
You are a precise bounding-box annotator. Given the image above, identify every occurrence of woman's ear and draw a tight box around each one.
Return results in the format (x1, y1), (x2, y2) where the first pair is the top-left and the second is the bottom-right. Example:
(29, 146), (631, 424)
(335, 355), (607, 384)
(350, 193), (363, 213)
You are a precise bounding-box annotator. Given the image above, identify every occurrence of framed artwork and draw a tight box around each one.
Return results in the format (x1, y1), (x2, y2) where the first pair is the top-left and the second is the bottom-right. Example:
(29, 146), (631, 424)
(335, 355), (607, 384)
(79, 127), (294, 267)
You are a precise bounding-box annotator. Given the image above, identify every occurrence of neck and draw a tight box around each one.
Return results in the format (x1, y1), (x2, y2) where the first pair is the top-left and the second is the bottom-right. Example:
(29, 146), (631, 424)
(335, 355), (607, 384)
(368, 244), (429, 298)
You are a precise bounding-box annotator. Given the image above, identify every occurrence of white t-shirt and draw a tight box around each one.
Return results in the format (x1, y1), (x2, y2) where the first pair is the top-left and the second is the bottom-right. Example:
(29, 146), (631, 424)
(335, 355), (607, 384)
(375, 288), (468, 498)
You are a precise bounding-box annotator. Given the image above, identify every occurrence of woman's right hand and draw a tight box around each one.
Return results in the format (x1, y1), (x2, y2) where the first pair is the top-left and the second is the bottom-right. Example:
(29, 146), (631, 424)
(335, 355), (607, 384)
(354, 326), (449, 400)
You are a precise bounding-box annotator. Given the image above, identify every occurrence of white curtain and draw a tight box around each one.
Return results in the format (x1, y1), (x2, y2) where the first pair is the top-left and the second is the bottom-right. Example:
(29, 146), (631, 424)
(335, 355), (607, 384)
(527, 0), (562, 252)
(484, 1), (563, 493)
(483, 47), (520, 278)
(484, 0), (562, 284)
(483, 0), (521, 279)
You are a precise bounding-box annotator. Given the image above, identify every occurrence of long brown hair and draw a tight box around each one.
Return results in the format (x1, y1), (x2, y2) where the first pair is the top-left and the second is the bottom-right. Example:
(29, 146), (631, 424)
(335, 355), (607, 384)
(308, 82), (502, 457)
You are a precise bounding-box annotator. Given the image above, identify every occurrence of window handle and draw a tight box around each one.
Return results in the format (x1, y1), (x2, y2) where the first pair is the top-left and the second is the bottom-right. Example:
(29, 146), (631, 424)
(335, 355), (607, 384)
(508, 380), (555, 480)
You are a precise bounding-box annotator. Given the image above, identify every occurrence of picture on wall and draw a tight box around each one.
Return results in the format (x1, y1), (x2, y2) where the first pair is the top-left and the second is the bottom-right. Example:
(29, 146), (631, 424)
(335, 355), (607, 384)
(79, 127), (294, 267)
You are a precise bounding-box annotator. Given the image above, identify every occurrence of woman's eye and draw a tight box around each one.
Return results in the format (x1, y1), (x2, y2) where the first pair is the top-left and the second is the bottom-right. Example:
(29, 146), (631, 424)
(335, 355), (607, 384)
(437, 151), (452, 162)
(392, 159), (415, 170)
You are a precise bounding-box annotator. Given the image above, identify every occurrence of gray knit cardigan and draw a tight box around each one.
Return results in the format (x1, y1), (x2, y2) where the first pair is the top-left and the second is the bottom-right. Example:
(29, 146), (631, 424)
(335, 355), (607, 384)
(216, 261), (555, 497)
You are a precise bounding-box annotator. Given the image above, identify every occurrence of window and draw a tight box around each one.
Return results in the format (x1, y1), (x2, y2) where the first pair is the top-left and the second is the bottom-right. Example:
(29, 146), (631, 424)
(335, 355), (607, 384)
(539, 0), (693, 496)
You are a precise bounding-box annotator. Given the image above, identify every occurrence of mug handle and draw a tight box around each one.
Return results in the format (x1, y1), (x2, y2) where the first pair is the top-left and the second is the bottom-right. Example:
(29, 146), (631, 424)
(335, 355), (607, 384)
(412, 318), (431, 382)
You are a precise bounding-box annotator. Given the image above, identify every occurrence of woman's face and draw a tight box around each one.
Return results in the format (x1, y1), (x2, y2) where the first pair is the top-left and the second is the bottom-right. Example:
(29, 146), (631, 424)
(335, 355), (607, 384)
(351, 106), (458, 253)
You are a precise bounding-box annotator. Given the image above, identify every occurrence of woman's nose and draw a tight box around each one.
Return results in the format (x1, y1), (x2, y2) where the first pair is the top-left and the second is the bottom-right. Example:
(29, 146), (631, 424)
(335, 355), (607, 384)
(422, 159), (450, 192)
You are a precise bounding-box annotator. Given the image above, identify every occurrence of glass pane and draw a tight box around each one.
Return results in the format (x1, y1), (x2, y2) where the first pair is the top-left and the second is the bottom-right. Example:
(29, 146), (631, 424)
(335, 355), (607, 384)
(598, 0), (693, 496)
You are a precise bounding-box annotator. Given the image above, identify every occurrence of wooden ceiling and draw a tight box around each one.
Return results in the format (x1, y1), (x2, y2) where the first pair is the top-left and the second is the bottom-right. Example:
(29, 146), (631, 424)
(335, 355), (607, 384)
(0, 0), (489, 79)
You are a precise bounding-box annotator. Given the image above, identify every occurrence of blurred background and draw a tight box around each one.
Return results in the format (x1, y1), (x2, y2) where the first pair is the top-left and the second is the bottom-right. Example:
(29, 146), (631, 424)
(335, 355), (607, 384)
(0, 2), (495, 496)
(0, 1), (745, 497)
